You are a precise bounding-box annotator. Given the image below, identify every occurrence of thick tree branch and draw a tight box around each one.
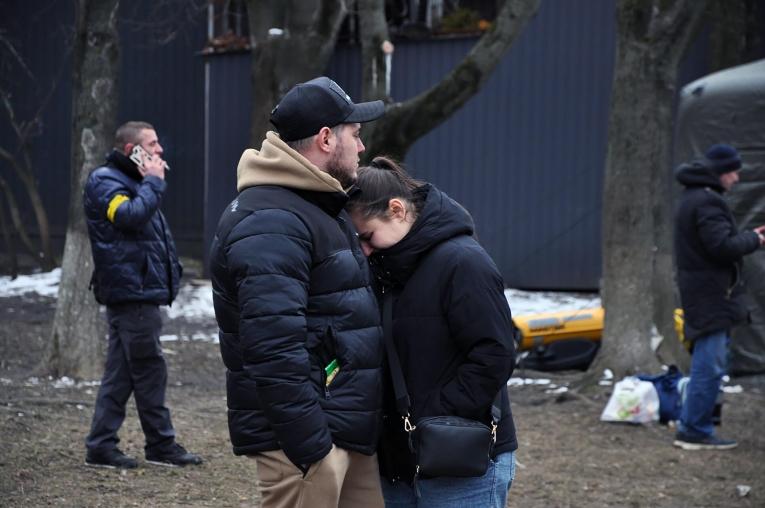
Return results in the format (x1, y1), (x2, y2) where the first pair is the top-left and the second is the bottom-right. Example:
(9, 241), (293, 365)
(364, 0), (540, 159)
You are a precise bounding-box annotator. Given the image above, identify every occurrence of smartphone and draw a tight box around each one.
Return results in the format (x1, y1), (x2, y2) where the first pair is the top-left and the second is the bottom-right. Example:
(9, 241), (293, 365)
(129, 144), (149, 167)
(129, 144), (170, 171)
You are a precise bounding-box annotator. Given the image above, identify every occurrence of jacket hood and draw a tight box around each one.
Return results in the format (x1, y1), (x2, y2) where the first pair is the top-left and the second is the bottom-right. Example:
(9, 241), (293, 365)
(371, 184), (474, 287)
(675, 160), (725, 192)
(236, 131), (344, 193)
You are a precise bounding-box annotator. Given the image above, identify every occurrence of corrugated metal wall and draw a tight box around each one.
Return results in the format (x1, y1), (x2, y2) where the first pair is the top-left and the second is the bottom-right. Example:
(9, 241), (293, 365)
(203, 53), (252, 256)
(200, 1), (619, 290)
(0, 1), (74, 256)
(328, 0), (616, 289)
(118, 5), (208, 256)
(4, 1), (745, 289)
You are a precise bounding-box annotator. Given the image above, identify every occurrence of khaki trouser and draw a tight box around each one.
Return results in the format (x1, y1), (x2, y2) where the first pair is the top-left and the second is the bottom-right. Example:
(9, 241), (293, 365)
(252, 445), (384, 508)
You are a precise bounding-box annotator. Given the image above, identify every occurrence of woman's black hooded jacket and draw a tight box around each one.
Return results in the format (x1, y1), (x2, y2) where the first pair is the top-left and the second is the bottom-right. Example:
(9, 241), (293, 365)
(370, 184), (517, 484)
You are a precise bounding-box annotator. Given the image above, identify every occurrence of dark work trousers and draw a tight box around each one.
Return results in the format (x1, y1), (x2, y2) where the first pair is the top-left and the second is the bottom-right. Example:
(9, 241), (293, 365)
(85, 303), (176, 454)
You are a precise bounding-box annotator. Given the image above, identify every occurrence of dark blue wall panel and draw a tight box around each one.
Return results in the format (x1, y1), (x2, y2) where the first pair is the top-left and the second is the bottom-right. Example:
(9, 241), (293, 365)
(118, 3), (207, 257)
(202, 53), (252, 267)
(0, 1), (74, 255)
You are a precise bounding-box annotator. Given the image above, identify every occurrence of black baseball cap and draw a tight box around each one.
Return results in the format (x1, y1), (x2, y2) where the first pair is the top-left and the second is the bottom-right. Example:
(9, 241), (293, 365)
(270, 76), (385, 142)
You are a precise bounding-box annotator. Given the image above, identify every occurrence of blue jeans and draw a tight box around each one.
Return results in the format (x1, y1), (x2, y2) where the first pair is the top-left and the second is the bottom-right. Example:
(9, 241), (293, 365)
(381, 451), (515, 508)
(678, 330), (728, 439)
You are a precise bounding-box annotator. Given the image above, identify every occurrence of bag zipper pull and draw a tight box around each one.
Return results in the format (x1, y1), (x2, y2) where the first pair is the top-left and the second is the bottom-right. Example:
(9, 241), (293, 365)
(413, 465), (421, 498)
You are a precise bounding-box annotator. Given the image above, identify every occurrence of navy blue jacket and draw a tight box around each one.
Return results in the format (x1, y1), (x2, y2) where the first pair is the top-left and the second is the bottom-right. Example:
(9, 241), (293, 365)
(84, 150), (182, 306)
(370, 184), (517, 484)
(210, 183), (384, 467)
(674, 161), (760, 342)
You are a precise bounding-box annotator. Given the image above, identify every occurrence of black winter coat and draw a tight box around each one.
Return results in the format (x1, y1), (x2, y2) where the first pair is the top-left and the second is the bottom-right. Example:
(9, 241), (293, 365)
(209, 185), (384, 467)
(370, 184), (517, 484)
(674, 161), (760, 342)
(84, 150), (182, 306)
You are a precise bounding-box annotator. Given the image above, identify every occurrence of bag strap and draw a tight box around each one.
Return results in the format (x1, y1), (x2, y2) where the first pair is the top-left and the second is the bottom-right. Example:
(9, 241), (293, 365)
(382, 291), (503, 433)
(383, 291), (413, 421)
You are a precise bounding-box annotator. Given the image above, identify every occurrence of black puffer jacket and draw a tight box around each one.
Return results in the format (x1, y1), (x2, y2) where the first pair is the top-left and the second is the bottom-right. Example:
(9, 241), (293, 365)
(674, 161), (760, 342)
(370, 184), (517, 484)
(209, 132), (383, 468)
(83, 150), (182, 306)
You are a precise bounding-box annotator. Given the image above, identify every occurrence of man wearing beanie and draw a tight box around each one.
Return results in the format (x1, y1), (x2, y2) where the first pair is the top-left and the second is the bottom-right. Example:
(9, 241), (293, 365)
(673, 143), (765, 450)
(209, 77), (386, 507)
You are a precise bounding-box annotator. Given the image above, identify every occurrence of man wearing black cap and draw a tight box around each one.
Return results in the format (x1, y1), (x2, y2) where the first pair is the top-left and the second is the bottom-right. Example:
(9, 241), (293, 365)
(209, 77), (386, 507)
(673, 143), (765, 450)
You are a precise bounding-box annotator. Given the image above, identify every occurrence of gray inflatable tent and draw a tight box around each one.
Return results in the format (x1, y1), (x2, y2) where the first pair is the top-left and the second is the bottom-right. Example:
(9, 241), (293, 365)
(674, 59), (765, 375)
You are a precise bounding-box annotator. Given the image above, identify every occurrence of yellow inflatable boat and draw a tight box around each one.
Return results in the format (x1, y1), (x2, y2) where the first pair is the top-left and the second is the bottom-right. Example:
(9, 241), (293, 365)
(513, 307), (604, 351)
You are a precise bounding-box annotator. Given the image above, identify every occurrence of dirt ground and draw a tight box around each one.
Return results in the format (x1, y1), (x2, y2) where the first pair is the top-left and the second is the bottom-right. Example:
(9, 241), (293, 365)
(1, 283), (764, 508)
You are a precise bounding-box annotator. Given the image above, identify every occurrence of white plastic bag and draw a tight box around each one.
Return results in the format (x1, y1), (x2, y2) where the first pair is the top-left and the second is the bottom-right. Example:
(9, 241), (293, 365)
(600, 376), (660, 424)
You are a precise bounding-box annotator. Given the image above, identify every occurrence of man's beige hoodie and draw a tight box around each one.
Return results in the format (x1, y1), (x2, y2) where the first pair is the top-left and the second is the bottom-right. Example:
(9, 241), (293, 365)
(236, 131), (344, 194)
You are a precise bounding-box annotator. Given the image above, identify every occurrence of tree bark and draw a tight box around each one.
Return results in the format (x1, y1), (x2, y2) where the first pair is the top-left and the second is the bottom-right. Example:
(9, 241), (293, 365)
(247, 0), (347, 147)
(46, 0), (120, 379)
(587, 0), (708, 385)
(360, 0), (541, 161)
(358, 0), (389, 102)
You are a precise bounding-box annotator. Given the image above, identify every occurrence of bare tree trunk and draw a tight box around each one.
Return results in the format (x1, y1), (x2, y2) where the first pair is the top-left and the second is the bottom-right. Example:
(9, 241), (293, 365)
(360, 0), (541, 161)
(46, 0), (120, 379)
(247, 0), (347, 147)
(358, 0), (389, 102)
(586, 0), (708, 385)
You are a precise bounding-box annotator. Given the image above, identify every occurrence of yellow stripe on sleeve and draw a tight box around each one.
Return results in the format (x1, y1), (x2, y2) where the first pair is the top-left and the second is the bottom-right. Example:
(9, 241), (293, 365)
(106, 194), (130, 223)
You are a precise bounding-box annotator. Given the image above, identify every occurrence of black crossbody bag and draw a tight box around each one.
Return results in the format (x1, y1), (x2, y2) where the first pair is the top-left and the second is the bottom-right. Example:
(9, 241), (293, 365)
(382, 292), (502, 483)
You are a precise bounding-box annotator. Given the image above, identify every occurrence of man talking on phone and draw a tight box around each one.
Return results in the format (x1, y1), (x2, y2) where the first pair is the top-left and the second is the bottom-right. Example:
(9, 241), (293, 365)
(82, 121), (202, 469)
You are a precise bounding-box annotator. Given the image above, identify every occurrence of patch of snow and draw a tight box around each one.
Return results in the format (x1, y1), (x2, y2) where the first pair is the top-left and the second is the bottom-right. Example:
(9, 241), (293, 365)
(0, 268), (61, 297)
(507, 377), (551, 387)
(722, 385), (743, 394)
(505, 288), (600, 317)
(160, 334), (179, 342)
(164, 281), (214, 320)
(546, 386), (569, 394)
(53, 377), (76, 388)
(52, 377), (100, 389)
(191, 332), (218, 343)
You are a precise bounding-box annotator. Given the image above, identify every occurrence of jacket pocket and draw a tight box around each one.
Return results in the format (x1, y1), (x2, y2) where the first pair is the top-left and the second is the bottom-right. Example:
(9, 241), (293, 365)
(123, 305), (162, 360)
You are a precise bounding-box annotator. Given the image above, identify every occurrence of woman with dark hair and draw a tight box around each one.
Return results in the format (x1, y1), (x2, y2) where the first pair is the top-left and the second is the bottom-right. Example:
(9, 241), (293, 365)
(346, 156), (517, 507)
